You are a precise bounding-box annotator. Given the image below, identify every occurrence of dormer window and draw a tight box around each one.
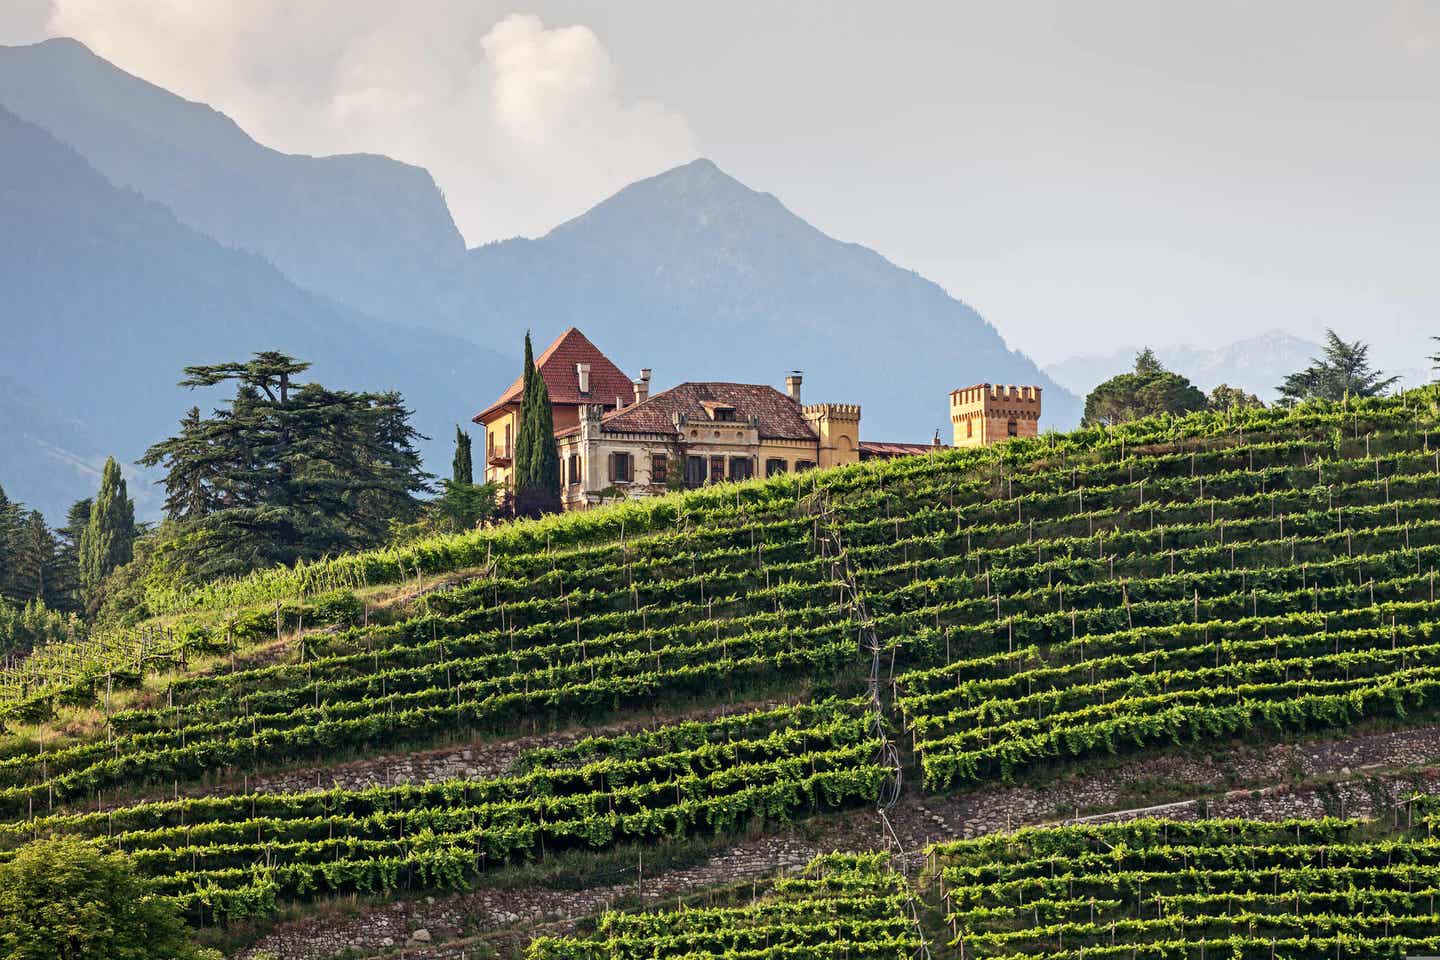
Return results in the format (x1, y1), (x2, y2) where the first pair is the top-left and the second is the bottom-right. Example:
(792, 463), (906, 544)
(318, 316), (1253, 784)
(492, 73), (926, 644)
(701, 401), (737, 422)
(576, 362), (591, 395)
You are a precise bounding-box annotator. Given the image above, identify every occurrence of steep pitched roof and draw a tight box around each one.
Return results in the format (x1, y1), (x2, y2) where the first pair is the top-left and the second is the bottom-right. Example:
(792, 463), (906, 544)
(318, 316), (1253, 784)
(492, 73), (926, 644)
(577, 382), (818, 441)
(474, 327), (634, 422)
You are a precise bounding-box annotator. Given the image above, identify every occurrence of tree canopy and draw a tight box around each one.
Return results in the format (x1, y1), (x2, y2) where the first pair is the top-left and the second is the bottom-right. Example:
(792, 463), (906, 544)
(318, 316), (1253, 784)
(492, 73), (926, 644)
(138, 352), (430, 582)
(0, 836), (209, 960)
(1082, 349), (1209, 428)
(1277, 330), (1398, 404)
(1207, 383), (1264, 412)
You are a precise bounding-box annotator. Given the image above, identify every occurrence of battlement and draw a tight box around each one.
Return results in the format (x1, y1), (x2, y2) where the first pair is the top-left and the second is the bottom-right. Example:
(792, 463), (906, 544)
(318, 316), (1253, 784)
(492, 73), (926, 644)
(949, 383), (1043, 409)
(803, 402), (861, 419)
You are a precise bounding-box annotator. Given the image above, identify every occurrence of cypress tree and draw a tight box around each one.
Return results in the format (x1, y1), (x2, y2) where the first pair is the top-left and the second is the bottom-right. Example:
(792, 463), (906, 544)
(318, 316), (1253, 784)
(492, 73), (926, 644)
(512, 332), (538, 489)
(510, 331), (561, 515)
(79, 457), (135, 608)
(453, 426), (474, 485)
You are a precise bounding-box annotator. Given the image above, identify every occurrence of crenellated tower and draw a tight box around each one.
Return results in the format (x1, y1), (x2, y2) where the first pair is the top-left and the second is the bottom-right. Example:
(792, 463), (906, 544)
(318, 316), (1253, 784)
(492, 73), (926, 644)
(949, 384), (1042, 447)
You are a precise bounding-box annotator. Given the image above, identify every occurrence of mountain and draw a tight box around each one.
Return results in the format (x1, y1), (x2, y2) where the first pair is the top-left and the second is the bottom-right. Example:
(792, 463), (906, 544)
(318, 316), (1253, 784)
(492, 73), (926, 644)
(1044, 331), (1327, 402)
(442, 159), (1081, 440)
(0, 105), (508, 521)
(1, 37), (1079, 488)
(0, 38), (465, 324)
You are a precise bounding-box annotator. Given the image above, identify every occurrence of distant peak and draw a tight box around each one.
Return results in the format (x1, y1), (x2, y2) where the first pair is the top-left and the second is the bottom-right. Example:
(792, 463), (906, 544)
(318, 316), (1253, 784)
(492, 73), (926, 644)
(6, 36), (94, 55)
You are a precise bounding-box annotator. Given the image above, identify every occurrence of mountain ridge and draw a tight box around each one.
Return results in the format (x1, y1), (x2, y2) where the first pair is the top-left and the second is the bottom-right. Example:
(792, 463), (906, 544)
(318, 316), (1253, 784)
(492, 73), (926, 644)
(0, 103), (507, 521)
(448, 156), (1081, 438)
(0, 37), (466, 324)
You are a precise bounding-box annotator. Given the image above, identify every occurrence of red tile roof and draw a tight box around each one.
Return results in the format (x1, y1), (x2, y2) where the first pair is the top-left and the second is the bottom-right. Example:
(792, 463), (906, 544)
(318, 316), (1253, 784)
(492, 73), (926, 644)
(474, 327), (635, 423)
(559, 382), (819, 442)
(859, 440), (946, 458)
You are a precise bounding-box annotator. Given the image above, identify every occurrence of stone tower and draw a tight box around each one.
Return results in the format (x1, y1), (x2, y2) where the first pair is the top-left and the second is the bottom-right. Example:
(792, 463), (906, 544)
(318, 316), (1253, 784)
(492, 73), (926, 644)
(802, 403), (862, 468)
(950, 384), (1042, 448)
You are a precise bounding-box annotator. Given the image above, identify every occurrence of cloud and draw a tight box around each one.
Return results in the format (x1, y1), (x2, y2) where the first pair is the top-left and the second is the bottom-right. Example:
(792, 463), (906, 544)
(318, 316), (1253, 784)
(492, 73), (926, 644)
(1, 5), (696, 243)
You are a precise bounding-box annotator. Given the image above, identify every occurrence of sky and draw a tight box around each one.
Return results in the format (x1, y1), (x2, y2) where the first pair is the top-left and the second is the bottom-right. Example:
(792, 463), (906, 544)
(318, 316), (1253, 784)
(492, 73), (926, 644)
(2, 1), (1437, 369)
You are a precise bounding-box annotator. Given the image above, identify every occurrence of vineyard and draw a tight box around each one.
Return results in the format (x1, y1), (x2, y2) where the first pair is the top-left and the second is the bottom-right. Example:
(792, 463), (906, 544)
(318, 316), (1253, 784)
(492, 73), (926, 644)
(3, 389), (1440, 956)
(931, 800), (1440, 958)
(529, 853), (926, 960)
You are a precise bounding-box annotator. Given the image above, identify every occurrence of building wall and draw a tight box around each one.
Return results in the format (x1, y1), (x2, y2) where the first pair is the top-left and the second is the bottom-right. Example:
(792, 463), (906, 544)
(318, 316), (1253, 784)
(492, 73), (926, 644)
(553, 416), (829, 511)
(801, 403), (861, 470)
(950, 384), (1042, 448)
(480, 404), (585, 488)
(479, 407), (518, 487)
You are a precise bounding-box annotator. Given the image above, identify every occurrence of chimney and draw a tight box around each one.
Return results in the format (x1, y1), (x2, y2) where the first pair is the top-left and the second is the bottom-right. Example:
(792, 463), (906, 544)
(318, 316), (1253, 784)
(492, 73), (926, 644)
(785, 371), (803, 404)
(633, 368), (651, 405)
(576, 362), (591, 395)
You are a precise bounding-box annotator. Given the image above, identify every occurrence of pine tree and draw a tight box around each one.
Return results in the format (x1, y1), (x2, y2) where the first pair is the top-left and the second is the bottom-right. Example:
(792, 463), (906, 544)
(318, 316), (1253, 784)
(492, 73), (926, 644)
(10, 510), (61, 605)
(1082, 349), (1208, 427)
(1277, 330), (1399, 404)
(453, 426), (474, 485)
(0, 484), (17, 605)
(139, 352), (429, 582)
(79, 457), (136, 609)
(52, 498), (92, 612)
(510, 332), (561, 515)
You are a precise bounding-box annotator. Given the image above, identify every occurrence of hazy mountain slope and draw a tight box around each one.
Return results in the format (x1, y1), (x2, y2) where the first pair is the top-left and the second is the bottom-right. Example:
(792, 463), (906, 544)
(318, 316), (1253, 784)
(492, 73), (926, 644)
(1044, 331), (1326, 402)
(446, 159), (1081, 438)
(0, 38), (465, 324)
(0, 106), (507, 521)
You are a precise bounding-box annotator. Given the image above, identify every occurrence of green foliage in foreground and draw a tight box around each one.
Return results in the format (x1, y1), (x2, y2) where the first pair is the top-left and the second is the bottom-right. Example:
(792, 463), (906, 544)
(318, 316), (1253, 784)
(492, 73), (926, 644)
(0, 836), (213, 960)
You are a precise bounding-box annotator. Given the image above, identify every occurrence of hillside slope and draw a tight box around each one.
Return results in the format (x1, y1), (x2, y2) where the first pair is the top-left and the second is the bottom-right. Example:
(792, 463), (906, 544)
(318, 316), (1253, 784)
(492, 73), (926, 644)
(0, 105), (508, 520)
(0, 37), (466, 324)
(1, 390), (1437, 959)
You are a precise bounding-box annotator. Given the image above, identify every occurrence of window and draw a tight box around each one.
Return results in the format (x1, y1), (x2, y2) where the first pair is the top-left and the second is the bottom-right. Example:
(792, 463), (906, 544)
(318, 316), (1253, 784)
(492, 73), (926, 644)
(1007, 419), (1018, 437)
(794, 460), (816, 473)
(567, 454), (581, 486)
(504, 423), (512, 455)
(651, 454), (668, 485)
(714, 408), (736, 422)
(966, 420), (973, 438)
(710, 456), (726, 483)
(729, 457), (753, 481)
(685, 456), (707, 488)
(765, 458), (788, 477)
(609, 451), (633, 483)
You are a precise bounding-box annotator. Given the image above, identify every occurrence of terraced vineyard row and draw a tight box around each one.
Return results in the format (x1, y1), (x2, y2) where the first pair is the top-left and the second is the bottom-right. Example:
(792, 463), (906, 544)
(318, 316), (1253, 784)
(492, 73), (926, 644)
(931, 801), (1440, 958)
(5, 390), (1440, 937)
(831, 405), (1440, 788)
(529, 852), (924, 960)
(0, 701), (886, 921)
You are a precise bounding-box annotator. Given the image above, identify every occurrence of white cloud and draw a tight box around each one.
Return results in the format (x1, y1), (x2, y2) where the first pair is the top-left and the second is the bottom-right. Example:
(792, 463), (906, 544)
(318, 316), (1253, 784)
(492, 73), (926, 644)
(3, 4), (696, 243)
